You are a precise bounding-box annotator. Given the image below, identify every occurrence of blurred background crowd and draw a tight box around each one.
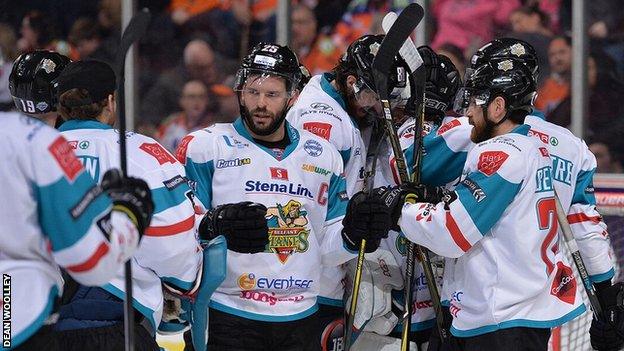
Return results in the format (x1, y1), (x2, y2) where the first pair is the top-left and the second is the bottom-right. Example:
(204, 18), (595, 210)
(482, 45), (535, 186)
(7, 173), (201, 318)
(0, 0), (622, 171)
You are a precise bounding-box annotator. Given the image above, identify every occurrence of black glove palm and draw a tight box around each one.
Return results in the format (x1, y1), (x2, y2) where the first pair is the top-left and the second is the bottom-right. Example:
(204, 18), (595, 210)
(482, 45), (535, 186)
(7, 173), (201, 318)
(199, 201), (268, 254)
(342, 190), (391, 253)
(590, 282), (624, 351)
(101, 169), (154, 236)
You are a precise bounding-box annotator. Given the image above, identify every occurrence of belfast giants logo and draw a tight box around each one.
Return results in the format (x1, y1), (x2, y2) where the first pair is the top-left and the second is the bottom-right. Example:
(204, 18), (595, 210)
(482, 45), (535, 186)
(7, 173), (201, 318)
(265, 200), (310, 263)
(304, 139), (323, 157)
(245, 180), (314, 199)
(78, 156), (100, 180)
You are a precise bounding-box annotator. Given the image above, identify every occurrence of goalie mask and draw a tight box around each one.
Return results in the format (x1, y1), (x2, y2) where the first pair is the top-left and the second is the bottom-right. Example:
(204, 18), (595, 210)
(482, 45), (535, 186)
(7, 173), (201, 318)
(235, 43), (302, 136)
(9, 50), (71, 114)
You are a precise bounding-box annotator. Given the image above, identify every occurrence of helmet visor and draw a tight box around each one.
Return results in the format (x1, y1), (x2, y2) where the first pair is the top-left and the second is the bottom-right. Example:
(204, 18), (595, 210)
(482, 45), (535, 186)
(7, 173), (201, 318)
(453, 87), (491, 115)
(235, 68), (298, 97)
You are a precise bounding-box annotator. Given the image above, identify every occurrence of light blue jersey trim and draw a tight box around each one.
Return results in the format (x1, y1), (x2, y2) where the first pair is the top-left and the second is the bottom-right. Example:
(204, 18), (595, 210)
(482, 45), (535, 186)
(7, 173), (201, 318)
(162, 276), (194, 291)
(10, 286), (58, 350)
(233, 118), (301, 161)
(184, 159), (214, 208)
(209, 300), (318, 322)
(58, 119), (113, 131)
(394, 318), (436, 332)
(320, 73), (346, 110)
(530, 109), (546, 120)
(510, 124), (531, 136)
(572, 168), (597, 206)
(38, 172), (112, 251)
(590, 268), (615, 283)
(456, 172), (522, 235)
(326, 173), (348, 221)
(151, 183), (191, 214)
(339, 148), (351, 167)
(415, 127), (468, 186)
(441, 299), (450, 307)
(343, 241), (359, 254)
(103, 283), (157, 330)
(450, 304), (586, 337)
(318, 296), (344, 307)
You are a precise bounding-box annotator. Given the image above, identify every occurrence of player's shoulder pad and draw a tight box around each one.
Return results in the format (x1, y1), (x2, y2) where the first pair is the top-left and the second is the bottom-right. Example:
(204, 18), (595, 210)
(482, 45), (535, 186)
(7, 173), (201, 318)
(175, 123), (230, 164)
(471, 132), (537, 184)
(5, 112), (59, 146)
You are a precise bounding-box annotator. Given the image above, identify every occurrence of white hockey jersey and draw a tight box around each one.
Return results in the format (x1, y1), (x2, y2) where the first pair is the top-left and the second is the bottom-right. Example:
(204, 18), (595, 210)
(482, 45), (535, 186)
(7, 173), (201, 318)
(287, 73), (368, 304)
(399, 124), (586, 336)
(382, 116), (474, 331)
(0, 113), (140, 348)
(59, 119), (202, 330)
(525, 115), (613, 282)
(178, 118), (352, 321)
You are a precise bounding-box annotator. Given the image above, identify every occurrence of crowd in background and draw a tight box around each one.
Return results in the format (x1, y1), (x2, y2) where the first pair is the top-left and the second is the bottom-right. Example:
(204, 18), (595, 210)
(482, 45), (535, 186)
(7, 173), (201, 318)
(0, 0), (623, 171)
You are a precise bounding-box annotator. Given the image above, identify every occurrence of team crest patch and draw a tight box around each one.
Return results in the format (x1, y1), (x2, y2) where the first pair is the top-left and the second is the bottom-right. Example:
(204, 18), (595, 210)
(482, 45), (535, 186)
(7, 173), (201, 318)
(140, 143), (176, 165)
(304, 139), (323, 157)
(265, 200), (310, 264)
(477, 151), (509, 176)
(550, 261), (577, 305)
(395, 233), (409, 256)
(49, 136), (83, 181)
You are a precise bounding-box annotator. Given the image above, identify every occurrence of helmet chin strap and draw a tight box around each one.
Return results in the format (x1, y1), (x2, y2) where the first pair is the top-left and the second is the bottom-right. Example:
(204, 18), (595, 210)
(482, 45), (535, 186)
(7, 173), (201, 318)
(239, 95), (292, 136)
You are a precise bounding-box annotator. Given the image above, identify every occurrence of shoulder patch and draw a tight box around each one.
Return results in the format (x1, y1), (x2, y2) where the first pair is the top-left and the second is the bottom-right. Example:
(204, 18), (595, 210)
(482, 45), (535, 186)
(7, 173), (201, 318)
(477, 151), (509, 176)
(175, 135), (195, 164)
(303, 122), (332, 141)
(437, 119), (461, 135)
(49, 136), (84, 181)
(140, 142), (177, 165)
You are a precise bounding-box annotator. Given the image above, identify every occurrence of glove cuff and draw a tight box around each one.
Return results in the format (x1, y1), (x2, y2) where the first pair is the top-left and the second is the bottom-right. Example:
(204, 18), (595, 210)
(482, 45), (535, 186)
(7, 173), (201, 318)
(113, 203), (144, 233)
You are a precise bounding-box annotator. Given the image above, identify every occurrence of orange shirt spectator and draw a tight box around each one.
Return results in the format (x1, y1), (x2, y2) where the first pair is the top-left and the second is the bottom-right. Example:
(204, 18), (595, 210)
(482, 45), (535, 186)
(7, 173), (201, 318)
(292, 4), (342, 75)
(535, 36), (571, 114)
(535, 77), (568, 113)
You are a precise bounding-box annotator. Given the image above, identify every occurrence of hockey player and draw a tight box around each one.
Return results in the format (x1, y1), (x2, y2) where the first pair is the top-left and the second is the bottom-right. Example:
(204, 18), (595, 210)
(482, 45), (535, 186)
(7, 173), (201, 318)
(467, 38), (621, 351)
(0, 113), (153, 350)
(381, 56), (586, 350)
(9, 50), (71, 127)
(177, 43), (391, 350)
(51, 60), (234, 351)
(287, 34), (411, 348)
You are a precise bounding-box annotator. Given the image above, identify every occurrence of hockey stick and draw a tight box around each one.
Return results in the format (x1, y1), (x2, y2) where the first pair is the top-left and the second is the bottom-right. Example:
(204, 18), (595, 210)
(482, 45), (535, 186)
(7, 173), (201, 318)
(554, 194), (603, 317)
(343, 5), (423, 350)
(114, 8), (151, 351)
(375, 5), (449, 351)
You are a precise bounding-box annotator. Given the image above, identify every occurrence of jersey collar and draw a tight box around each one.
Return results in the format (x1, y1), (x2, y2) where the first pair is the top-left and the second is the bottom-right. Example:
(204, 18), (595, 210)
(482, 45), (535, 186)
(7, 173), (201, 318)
(320, 73), (347, 110)
(233, 117), (300, 161)
(58, 119), (113, 132)
(510, 123), (531, 136)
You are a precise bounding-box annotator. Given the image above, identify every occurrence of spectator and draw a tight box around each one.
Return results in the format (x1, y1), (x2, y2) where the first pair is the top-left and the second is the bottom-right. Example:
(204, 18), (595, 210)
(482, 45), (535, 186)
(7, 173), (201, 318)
(17, 10), (70, 56)
(436, 42), (466, 78)
(140, 39), (237, 126)
(291, 4), (342, 75)
(590, 142), (624, 174)
(508, 5), (553, 87)
(0, 23), (18, 111)
(548, 51), (624, 154)
(211, 81), (239, 123)
(430, 0), (521, 52)
(67, 18), (114, 62)
(535, 35), (570, 114)
(157, 80), (214, 151)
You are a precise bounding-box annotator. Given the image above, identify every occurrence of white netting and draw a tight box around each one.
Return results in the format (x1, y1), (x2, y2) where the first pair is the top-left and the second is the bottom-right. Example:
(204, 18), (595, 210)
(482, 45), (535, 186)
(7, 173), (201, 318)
(550, 174), (624, 351)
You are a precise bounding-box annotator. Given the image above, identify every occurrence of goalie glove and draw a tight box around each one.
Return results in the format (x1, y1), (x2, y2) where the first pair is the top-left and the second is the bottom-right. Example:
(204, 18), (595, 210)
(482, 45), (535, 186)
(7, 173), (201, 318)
(590, 281), (624, 351)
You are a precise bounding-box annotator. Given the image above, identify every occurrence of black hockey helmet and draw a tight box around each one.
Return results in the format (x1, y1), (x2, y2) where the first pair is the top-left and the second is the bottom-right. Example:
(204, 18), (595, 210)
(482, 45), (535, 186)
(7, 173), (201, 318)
(470, 38), (539, 83)
(417, 46), (461, 120)
(9, 50), (71, 114)
(235, 42), (302, 94)
(341, 34), (409, 97)
(455, 58), (536, 115)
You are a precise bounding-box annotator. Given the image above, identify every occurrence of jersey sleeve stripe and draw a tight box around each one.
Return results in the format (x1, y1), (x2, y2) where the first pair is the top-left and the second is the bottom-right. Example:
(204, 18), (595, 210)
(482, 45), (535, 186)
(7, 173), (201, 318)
(567, 213), (602, 224)
(445, 211), (472, 252)
(572, 168), (596, 205)
(65, 242), (110, 272)
(152, 183), (191, 214)
(144, 214), (195, 236)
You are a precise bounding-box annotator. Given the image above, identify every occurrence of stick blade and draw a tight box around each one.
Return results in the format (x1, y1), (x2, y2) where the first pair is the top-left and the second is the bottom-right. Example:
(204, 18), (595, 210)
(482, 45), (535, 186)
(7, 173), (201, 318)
(114, 8), (152, 72)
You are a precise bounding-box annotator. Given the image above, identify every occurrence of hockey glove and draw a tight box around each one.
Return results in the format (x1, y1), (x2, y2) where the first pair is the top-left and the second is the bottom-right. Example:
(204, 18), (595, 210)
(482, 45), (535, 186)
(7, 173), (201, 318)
(377, 183), (455, 231)
(199, 201), (268, 253)
(590, 282), (624, 351)
(342, 189), (391, 253)
(101, 169), (154, 236)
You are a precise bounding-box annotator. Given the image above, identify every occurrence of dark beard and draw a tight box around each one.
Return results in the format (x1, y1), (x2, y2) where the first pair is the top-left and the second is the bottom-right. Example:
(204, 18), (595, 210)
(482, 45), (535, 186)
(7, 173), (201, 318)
(470, 118), (496, 143)
(241, 105), (284, 136)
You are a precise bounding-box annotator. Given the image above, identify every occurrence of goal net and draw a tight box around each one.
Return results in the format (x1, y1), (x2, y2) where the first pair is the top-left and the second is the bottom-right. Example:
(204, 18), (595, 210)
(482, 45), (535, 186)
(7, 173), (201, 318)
(550, 173), (624, 351)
